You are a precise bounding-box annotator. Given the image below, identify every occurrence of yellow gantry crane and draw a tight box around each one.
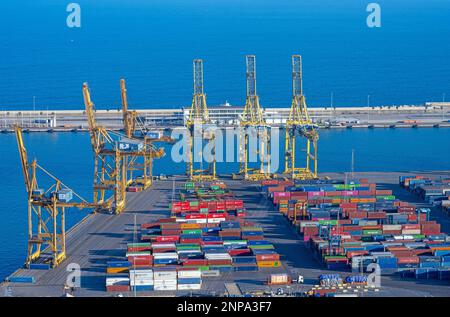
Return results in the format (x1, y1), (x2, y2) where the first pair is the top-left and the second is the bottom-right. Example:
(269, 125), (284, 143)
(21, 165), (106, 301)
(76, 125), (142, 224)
(185, 59), (216, 181)
(238, 55), (272, 181)
(119, 79), (166, 189)
(284, 54), (319, 179)
(83, 82), (127, 213)
(15, 126), (98, 267)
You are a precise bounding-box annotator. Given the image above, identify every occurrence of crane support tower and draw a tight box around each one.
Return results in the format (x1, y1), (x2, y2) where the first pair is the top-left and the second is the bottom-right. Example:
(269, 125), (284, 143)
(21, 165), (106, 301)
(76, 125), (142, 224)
(185, 59), (216, 181)
(119, 79), (166, 189)
(15, 126), (99, 267)
(284, 55), (319, 179)
(238, 55), (272, 181)
(83, 83), (128, 213)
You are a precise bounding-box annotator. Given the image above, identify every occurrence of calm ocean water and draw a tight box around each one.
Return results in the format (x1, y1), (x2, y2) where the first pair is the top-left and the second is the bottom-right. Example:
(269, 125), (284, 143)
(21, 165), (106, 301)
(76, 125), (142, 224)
(0, 0), (449, 279)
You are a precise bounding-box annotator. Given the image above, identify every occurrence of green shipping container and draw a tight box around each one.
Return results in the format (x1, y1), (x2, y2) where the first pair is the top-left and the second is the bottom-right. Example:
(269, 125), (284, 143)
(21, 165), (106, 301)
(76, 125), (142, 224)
(363, 230), (382, 235)
(319, 220), (338, 226)
(182, 229), (202, 235)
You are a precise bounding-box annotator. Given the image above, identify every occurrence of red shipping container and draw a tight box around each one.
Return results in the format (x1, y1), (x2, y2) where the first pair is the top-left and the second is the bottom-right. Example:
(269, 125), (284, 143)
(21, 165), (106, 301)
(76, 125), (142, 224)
(141, 222), (159, 229)
(208, 213), (227, 219)
(367, 212), (386, 219)
(207, 259), (232, 266)
(397, 256), (419, 264)
(186, 214), (207, 219)
(244, 235), (264, 241)
(161, 229), (182, 236)
(107, 285), (130, 292)
(347, 250), (369, 258)
(159, 218), (176, 223)
(156, 235), (179, 243)
(403, 224), (420, 230)
(391, 250), (415, 258)
(255, 254), (280, 261)
(340, 203), (357, 208)
(229, 249), (252, 256)
(201, 241), (223, 246)
(343, 225), (362, 232)
(183, 259), (208, 266)
(262, 180), (279, 185)
(303, 226), (319, 236)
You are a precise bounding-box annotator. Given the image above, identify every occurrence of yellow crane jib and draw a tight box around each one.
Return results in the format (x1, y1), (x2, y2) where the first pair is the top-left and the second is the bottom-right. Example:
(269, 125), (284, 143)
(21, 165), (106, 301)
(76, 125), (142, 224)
(83, 83), (127, 213)
(119, 79), (167, 189)
(15, 126), (99, 268)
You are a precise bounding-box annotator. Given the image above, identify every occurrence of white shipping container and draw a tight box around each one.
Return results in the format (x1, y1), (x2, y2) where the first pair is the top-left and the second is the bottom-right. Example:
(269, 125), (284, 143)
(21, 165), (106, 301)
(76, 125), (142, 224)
(383, 224), (402, 231)
(154, 281), (177, 286)
(205, 253), (232, 260)
(402, 229), (421, 235)
(223, 241), (247, 246)
(126, 251), (152, 257)
(130, 273), (154, 278)
(130, 269), (153, 274)
(300, 221), (319, 228)
(393, 235), (414, 240)
(154, 271), (177, 278)
(177, 284), (202, 290)
(208, 218), (226, 223)
(154, 284), (177, 291)
(106, 277), (129, 286)
(130, 279), (154, 286)
(177, 250), (202, 254)
(152, 243), (176, 249)
(153, 252), (178, 259)
(201, 270), (220, 277)
(178, 270), (201, 278)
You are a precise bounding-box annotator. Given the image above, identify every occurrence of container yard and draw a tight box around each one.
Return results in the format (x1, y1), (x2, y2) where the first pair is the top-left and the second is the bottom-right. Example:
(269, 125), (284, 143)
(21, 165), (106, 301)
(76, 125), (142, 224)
(1, 172), (450, 297)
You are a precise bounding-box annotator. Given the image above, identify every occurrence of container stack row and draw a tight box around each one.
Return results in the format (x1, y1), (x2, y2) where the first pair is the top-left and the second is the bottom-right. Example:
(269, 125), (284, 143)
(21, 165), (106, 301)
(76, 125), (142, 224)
(399, 175), (450, 212)
(105, 267), (201, 292)
(261, 178), (450, 280)
(105, 182), (282, 293)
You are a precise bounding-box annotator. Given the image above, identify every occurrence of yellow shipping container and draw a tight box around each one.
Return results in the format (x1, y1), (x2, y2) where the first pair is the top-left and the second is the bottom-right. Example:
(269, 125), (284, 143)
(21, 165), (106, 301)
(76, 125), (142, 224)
(257, 261), (281, 268)
(106, 267), (128, 274)
(181, 223), (201, 229)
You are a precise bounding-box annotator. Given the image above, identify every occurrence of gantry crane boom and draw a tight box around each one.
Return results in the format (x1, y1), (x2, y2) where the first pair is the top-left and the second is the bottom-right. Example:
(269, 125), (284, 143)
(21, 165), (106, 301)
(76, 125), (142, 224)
(120, 79), (137, 138)
(83, 83), (127, 213)
(15, 126), (98, 267)
(237, 55), (271, 181)
(284, 54), (319, 179)
(185, 59), (216, 181)
(119, 79), (168, 188)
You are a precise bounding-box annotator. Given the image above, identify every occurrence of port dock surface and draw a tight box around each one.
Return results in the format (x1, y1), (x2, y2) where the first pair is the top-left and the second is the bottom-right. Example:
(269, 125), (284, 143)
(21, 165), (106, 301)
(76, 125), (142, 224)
(1, 103), (450, 132)
(2, 171), (450, 297)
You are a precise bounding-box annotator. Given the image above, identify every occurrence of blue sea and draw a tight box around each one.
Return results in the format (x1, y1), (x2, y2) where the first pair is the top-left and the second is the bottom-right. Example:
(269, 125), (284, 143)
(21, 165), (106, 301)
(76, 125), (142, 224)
(0, 0), (450, 280)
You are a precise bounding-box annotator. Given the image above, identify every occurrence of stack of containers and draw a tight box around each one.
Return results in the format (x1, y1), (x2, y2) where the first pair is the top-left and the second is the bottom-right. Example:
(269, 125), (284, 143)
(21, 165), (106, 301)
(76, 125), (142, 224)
(400, 175), (450, 206)
(129, 268), (154, 291)
(153, 268), (177, 291)
(232, 255), (258, 271)
(106, 275), (130, 292)
(264, 178), (450, 277)
(177, 269), (202, 290)
(106, 261), (130, 274)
